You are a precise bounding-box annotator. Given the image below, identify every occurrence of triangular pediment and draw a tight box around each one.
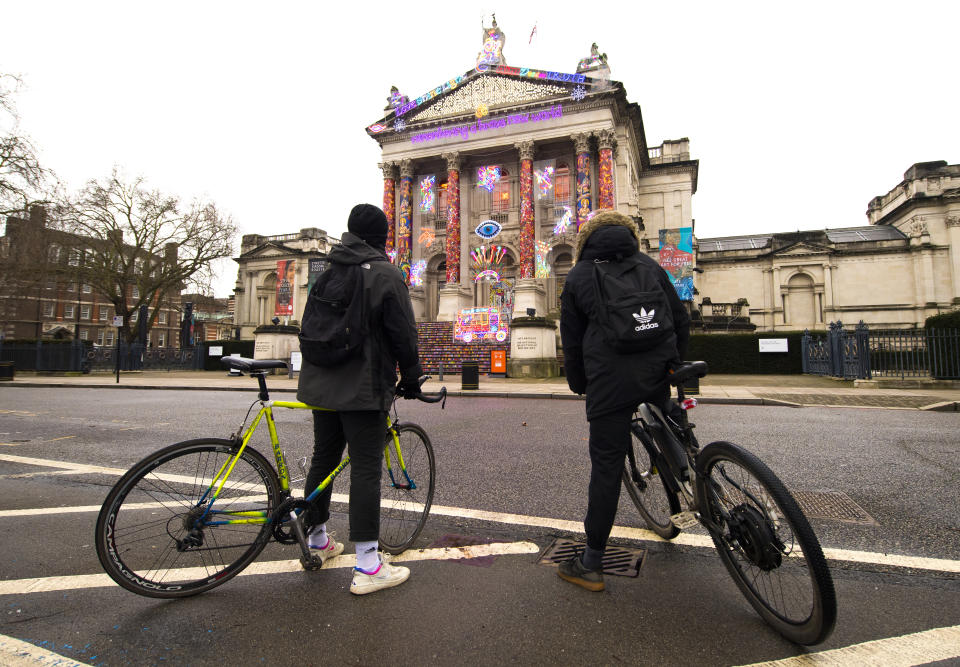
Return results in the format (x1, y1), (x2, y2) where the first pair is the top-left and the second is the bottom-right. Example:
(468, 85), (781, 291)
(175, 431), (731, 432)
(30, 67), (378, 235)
(408, 74), (571, 123)
(770, 242), (832, 257)
(240, 242), (299, 260)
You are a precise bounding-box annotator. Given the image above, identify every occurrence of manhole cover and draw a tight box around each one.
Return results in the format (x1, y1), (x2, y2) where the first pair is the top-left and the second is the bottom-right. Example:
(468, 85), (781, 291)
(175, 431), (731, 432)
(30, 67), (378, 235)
(791, 490), (877, 525)
(538, 538), (644, 577)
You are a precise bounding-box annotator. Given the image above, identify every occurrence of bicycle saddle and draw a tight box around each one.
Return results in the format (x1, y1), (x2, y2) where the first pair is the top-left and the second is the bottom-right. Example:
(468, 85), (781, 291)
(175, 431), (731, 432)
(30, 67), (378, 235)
(668, 361), (708, 386)
(220, 356), (289, 373)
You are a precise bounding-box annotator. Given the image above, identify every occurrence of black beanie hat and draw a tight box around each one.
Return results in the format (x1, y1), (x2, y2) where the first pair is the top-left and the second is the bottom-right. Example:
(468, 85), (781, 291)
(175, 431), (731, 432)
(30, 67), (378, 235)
(347, 204), (389, 249)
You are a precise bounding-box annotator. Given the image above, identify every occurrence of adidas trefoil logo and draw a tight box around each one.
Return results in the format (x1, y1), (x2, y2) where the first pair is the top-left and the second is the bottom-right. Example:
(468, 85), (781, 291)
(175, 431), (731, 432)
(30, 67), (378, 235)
(633, 308), (659, 332)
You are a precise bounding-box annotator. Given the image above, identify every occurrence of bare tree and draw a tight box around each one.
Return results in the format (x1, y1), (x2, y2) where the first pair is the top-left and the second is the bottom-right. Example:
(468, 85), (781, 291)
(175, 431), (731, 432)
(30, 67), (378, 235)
(0, 74), (55, 217)
(60, 169), (238, 343)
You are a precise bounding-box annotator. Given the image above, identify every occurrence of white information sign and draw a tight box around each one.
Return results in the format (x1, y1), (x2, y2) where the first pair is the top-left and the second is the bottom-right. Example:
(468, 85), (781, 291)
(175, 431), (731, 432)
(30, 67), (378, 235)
(111, 316), (123, 327)
(209, 346), (223, 356)
(290, 351), (302, 372)
(759, 338), (788, 353)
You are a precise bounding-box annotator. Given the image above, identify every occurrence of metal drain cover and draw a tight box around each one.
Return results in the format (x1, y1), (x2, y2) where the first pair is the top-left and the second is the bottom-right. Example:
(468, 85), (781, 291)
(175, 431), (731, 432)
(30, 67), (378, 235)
(538, 538), (644, 577)
(791, 490), (877, 525)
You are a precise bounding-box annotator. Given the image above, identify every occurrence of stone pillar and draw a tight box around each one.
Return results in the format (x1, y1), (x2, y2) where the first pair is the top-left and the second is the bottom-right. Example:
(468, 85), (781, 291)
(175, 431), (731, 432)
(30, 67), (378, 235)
(596, 129), (616, 210)
(517, 141), (535, 279)
(397, 160), (414, 284)
(380, 162), (398, 253)
(823, 264), (834, 322)
(507, 316), (560, 378)
(572, 133), (592, 229)
(443, 152), (461, 283)
(947, 215), (960, 305)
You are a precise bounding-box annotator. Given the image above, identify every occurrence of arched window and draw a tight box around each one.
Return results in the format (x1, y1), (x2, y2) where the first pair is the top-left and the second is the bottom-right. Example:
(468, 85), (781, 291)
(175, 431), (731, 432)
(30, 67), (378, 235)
(555, 162), (571, 206)
(492, 168), (511, 213)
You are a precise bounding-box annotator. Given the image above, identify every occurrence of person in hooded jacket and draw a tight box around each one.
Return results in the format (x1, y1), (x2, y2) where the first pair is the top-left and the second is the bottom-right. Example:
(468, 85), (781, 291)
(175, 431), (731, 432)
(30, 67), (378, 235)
(297, 203), (423, 595)
(558, 209), (690, 591)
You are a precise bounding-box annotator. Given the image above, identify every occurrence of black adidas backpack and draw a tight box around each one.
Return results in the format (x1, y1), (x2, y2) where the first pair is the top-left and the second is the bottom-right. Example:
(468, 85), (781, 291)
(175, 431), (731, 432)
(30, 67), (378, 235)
(298, 263), (367, 367)
(591, 258), (675, 353)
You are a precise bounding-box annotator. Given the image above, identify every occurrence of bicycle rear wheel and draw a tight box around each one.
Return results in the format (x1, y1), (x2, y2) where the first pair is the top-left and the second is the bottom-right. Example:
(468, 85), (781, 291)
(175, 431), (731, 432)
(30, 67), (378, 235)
(95, 438), (281, 598)
(379, 423), (435, 554)
(696, 441), (836, 645)
(623, 424), (681, 539)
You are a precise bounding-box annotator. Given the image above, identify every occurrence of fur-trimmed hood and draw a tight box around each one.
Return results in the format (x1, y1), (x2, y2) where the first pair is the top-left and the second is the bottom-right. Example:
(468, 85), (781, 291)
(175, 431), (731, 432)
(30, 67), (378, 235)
(573, 210), (643, 262)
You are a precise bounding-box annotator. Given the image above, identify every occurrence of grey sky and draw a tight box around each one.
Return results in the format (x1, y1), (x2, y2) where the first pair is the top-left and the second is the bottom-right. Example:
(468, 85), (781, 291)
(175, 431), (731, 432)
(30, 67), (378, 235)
(2, 1), (957, 297)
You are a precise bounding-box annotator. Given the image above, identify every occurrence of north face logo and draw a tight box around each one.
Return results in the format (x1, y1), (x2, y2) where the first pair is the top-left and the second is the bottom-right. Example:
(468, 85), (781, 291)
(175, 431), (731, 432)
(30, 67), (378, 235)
(633, 308), (655, 325)
(633, 308), (659, 332)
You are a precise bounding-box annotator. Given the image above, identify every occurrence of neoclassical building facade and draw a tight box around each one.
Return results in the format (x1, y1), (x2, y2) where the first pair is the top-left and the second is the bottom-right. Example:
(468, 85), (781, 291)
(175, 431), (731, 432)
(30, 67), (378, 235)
(367, 25), (697, 324)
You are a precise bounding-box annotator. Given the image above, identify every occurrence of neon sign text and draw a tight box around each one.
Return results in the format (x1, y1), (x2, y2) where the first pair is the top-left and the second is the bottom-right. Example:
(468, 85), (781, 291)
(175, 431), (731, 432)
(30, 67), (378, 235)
(410, 105), (563, 145)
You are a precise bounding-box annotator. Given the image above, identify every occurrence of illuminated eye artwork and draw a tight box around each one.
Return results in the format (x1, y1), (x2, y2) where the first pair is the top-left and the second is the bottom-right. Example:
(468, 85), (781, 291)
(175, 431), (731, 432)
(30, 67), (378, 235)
(387, 249), (398, 263)
(535, 166), (554, 198)
(368, 123), (387, 134)
(553, 206), (574, 235)
(474, 219), (502, 239)
(476, 166), (501, 193)
(471, 244), (506, 269)
(535, 241), (552, 278)
(410, 260), (427, 287)
(474, 269), (502, 282)
(418, 229), (436, 248)
(419, 175), (436, 213)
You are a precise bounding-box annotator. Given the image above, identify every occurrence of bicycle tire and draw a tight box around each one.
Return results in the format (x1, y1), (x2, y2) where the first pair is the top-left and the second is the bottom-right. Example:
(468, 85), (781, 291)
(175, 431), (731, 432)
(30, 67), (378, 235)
(95, 438), (281, 598)
(379, 423), (435, 554)
(696, 441), (837, 645)
(622, 424), (681, 539)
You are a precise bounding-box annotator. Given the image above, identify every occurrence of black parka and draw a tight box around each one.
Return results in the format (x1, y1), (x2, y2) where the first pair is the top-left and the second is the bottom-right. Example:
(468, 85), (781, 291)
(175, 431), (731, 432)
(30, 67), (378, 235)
(297, 232), (422, 412)
(560, 213), (690, 419)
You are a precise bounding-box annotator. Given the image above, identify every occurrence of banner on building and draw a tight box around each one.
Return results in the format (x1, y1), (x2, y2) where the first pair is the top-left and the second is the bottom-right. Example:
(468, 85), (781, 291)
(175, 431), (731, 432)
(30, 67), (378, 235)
(307, 258), (328, 293)
(658, 227), (694, 301)
(275, 260), (295, 316)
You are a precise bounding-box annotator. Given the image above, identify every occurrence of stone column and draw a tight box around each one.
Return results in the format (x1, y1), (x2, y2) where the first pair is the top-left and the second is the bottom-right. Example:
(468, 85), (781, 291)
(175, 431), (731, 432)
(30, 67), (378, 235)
(517, 141), (535, 279)
(948, 215), (960, 305)
(596, 129), (616, 210)
(572, 133), (592, 229)
(397, 159), (414, 284)
(443, 152), (461, 283)
(380, 162), (398, 253)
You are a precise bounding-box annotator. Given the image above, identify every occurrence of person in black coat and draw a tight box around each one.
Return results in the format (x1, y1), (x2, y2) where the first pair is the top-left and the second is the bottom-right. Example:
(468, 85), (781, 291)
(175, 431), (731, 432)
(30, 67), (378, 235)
(558, 209), (690, 591)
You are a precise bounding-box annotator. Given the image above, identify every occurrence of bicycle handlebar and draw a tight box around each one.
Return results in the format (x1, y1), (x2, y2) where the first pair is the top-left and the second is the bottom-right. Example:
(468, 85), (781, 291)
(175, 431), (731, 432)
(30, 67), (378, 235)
(414, 386), (447, 405)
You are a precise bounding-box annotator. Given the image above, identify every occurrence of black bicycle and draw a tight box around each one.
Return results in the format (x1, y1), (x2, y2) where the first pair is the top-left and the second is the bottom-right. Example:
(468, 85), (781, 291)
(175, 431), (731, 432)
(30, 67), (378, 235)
(622, 361), (836, 645)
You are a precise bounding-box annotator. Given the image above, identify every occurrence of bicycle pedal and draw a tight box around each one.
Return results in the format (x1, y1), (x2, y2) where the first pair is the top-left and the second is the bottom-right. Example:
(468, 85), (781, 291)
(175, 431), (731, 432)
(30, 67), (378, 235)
(669, 511), (698, 530)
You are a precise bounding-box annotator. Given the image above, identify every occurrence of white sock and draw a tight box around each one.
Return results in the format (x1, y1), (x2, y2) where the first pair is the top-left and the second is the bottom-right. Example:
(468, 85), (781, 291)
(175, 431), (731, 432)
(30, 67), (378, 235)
(355, 541), (380, 572)
(308, 523), (328, 546)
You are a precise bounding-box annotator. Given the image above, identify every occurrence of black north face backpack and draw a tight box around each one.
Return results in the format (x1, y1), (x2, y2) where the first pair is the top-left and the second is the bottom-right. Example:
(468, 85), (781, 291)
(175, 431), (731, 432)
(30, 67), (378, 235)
(298, 263), (367, 367)
(592, 259), (675, 353)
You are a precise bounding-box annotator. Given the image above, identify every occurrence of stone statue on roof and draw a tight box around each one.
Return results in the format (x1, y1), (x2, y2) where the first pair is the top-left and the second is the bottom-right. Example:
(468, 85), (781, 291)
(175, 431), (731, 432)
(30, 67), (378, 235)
(386, 85), (408, 111)
(577, 42), (610, 80)
(477, 13), (506, 67)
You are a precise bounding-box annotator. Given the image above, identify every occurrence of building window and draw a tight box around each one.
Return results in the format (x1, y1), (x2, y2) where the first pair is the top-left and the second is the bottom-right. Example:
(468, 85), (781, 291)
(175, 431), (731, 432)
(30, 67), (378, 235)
(158, 332), (165, 347)
(82, 283), (92, 293)
(96, 329), (104, 346)
(555, 162), (572, 205)
(130, 310), (138, 323)
(132, 286), (140, 299)
(68, 249), (81, 267)
(67, 281), (77, 292)
(46, 279), (55, 290)
(81, 305), (91, 320)
(42, 302), (55, 317)
(99, 306), (109, 321)
(48, 244), (61, 263)
(64, 304), (75, 319)
(492, 169), (511, 213)
(105, 332), (114, 347)
(158, 311), (167, 324)
(79, 329), (88, 341)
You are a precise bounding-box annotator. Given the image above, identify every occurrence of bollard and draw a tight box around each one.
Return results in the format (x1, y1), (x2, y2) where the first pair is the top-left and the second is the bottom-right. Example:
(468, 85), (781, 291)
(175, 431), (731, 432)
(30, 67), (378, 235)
(438, 363), (444, 381)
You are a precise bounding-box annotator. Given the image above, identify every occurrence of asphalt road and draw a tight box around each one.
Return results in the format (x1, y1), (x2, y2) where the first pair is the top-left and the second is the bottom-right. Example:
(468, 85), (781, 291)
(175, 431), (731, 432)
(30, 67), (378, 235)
(0, 387), (958, 666)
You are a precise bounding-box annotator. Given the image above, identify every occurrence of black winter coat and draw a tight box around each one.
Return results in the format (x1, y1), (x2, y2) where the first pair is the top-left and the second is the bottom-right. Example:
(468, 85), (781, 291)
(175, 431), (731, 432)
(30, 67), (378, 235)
(297, 232), (422, 412)
(560, 223), (690, 419)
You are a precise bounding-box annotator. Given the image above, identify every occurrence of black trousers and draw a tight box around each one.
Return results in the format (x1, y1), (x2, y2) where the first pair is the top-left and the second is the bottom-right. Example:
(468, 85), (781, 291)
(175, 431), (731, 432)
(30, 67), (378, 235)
(584, 406), (636, 552)
(304, 409), (386, 543)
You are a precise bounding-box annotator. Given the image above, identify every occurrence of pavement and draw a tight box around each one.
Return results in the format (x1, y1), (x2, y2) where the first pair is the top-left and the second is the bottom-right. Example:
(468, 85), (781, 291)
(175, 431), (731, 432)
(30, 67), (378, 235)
(3, 369), (960, 410)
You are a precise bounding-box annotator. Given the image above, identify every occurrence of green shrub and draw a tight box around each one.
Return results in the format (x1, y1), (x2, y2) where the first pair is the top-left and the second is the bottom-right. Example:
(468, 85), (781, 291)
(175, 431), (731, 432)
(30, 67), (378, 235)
(686, 331), (816, 374)
(925, 310), (960, 329)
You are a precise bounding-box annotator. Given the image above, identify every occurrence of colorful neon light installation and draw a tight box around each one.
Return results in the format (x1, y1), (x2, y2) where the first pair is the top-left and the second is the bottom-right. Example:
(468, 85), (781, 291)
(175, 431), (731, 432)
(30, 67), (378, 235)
(519, 155), (535, 279)
(473, 269), (502, 282)
(418, 229), (435, 248)
(446, 161), (461, 283)
(475, 219), (502, 239)
(382, 166), (396, 252)
(535, 166), (554, 198)
(454, 306), (508, 343)
(571, 85), (587, 102)
(394, 118), (406, 133)
(599, 147), (614, 209)
(397, 170), (413, 283)
(419, 175), (436, 213)
(387, 249), (398, 263)
(535, 241), (551, 278)
(553, 206), (574, 235)
(576, 149), (592, 229)
(471, 244), (506, 269)
(410, 260), (427, 287)
(476, 166), (501, 193)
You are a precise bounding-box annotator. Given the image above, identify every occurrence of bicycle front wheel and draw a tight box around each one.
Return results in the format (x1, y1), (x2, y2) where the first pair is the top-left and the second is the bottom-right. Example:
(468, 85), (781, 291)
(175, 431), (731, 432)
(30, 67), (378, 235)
(622, 424), (681, 539)
(697, 441), (836, 645)
(379, 423), (436, 554)
(95, 438), (281, 598)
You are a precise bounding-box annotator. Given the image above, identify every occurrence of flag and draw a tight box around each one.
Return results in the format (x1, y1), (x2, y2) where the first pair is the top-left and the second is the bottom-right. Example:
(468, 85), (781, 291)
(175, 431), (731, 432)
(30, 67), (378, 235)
(529, 23), (537, 44)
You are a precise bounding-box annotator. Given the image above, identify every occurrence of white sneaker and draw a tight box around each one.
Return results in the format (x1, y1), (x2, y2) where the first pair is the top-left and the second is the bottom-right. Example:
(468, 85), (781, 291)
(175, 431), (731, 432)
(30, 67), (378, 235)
(308, 532), (344, 565)
(350, 561), (410, 595)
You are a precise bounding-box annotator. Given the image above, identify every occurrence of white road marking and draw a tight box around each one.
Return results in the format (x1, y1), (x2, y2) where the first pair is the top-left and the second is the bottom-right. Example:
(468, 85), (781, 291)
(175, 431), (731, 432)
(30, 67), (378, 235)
(0, 634), (93, 666)
(738, 624), (960, 666)
(0, 542), (540, 596)
(3, 453), (960, 573)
